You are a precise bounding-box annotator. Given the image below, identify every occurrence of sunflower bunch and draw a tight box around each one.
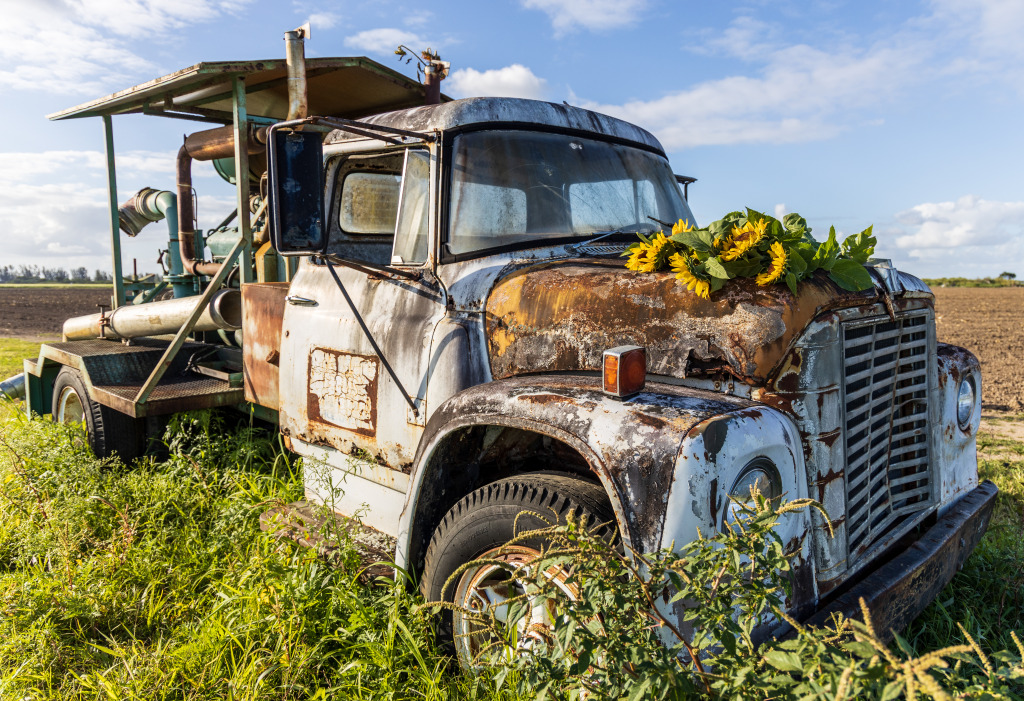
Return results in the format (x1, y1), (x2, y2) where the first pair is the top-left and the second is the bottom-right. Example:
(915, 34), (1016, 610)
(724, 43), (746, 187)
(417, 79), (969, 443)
(623, 208), (877, 299)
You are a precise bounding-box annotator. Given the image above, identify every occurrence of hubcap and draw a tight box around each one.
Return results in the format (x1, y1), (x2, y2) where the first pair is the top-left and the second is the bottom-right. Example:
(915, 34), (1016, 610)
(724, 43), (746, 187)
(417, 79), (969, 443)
(56, 385), (85, 425)
(452, 545), (578, 668)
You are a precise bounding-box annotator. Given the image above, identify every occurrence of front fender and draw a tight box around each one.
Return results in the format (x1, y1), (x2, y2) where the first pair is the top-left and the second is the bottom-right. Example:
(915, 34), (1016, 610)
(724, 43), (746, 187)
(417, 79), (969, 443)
(395, 374), (753, 571)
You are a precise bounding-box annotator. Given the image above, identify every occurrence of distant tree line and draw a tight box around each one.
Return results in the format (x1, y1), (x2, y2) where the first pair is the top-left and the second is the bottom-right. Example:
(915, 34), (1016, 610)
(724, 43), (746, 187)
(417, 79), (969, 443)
(0, 265), (112, 284)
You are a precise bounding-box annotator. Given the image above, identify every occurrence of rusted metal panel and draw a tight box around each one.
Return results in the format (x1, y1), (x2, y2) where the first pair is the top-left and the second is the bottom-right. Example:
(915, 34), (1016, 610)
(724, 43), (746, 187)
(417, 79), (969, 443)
(934, 343), (982, 510)
(484, 262), (875, 386)
(242, 282), (289, 410)
(307, 348), (379, 436)
(399, 375), (753, 562)
(325, 97), (664, 153)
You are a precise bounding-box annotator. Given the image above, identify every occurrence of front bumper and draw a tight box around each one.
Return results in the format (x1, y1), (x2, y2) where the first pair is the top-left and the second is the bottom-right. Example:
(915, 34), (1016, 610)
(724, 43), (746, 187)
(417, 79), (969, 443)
(803, 481), (997, 639)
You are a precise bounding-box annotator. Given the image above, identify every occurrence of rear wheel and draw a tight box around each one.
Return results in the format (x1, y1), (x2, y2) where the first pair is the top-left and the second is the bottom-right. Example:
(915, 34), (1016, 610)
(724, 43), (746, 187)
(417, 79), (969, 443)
(420, 474), (615, 668)
(52, 366), (145, 461)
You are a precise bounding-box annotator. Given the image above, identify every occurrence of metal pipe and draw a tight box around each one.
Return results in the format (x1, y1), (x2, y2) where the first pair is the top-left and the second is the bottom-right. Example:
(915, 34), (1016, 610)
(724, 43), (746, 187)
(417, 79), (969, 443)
(424, 63), (442, 106)
(184, 124), (265, 162)
(284, 23), (310, 121)
(175, 144), (222, 277)
(0, 374), (25, 401)
(62, 288), (242, 341)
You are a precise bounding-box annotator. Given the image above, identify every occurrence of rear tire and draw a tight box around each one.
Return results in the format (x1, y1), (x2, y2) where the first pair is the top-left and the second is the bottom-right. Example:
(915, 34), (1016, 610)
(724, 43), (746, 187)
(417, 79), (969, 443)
(420, 474), (615, 667)
(52, 366), (145, 462)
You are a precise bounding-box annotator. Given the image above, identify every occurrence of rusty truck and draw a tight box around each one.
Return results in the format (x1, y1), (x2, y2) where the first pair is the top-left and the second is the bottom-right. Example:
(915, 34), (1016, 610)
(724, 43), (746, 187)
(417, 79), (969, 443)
(1, 26), (996, 666)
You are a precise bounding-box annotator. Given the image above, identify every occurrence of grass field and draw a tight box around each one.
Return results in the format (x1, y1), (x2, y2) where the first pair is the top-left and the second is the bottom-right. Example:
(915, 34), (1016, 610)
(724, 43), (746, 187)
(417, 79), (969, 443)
(0, 337), (41, 380)
(1, 326), (1022, 697)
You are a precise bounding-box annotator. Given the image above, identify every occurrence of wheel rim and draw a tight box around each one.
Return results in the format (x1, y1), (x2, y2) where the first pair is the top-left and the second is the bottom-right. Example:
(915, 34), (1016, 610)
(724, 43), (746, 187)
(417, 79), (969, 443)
(56, 385), (85, 425)
(452, 545), (578, 668)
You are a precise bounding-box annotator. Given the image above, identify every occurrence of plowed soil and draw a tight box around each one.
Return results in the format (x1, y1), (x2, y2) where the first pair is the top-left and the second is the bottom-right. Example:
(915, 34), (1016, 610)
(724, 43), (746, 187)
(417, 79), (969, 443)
(933, 287), (1024, 415)
(0, 286), (111, 341)
(1, 284), (1020, 412)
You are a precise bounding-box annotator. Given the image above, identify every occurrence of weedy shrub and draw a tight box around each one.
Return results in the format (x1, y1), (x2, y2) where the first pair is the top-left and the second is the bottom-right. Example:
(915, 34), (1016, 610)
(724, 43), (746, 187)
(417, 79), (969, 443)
(440, 492), (1024, 700)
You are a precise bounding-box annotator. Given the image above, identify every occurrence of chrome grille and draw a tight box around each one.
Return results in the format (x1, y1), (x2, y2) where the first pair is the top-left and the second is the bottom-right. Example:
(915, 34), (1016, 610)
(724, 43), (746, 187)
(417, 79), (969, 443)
(842, 312), (931, 563)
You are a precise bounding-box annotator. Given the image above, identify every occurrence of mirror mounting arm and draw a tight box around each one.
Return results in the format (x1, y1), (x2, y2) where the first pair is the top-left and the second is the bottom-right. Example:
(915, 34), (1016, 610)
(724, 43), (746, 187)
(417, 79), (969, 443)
(316, 253), (420, 282)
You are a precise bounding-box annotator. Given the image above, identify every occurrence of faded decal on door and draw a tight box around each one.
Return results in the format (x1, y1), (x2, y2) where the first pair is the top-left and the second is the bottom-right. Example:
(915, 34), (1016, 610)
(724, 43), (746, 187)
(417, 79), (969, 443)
(307, 348), (379, 435)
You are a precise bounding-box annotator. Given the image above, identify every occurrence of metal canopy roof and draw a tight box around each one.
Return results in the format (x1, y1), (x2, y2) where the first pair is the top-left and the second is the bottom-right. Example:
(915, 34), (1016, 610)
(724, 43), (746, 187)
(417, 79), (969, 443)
(48, 56), (447, 123)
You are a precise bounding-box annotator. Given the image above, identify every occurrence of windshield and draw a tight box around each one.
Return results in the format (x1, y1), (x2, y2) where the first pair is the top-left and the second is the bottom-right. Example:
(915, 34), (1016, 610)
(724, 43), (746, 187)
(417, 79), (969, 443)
(447, 130), (694, 257)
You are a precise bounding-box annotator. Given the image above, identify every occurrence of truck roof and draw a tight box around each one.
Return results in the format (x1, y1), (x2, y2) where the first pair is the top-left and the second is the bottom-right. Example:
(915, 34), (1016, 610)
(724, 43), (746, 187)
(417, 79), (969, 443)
(48, 56), (447, 124)
(324, 97), (666, 155)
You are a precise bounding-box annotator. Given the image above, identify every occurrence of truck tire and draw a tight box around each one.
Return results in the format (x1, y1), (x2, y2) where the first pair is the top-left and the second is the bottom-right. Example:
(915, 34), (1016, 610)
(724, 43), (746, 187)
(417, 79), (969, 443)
(51, 366), (145, 462)
(420, 474), (615, 667)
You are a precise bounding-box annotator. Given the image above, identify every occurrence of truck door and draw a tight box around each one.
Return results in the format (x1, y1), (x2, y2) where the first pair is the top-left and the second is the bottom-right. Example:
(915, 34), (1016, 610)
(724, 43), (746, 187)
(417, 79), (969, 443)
(277, 148), (442, 530)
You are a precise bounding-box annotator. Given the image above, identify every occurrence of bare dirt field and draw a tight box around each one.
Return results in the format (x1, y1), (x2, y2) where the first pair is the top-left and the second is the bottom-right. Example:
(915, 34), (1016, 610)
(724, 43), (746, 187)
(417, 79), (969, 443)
(933, 287), (1024, 415)
(1, 284), (1019, 411)
(0, 286), (111, 341)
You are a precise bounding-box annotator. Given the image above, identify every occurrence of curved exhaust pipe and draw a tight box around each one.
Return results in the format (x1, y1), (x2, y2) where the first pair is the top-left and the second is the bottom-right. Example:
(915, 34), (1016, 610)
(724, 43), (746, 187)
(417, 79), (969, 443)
(176, 126), (267, 277)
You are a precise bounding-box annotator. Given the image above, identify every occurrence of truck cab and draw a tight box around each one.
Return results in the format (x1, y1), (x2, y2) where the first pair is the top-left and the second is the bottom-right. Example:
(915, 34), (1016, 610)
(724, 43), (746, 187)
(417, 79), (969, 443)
(13, 37), (995, 666)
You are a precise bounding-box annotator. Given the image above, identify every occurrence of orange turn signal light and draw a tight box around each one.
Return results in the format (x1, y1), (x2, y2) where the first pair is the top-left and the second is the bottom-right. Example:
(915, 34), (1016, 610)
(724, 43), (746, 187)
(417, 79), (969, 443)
(602, 345), (646, 398)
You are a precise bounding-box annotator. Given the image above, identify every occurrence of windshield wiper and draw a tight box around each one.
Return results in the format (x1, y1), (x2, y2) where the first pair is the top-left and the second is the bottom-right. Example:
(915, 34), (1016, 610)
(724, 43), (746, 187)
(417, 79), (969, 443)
(568, 226), (654, 252)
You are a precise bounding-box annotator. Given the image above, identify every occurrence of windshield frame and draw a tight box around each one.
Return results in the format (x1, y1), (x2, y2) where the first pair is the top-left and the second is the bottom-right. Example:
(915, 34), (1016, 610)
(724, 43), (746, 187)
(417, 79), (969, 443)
(439, 124), (689, 264)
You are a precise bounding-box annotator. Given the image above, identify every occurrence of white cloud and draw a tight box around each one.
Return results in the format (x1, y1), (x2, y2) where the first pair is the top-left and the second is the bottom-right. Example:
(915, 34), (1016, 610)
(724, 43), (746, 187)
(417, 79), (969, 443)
(307, 12), (340, 30)
(577, 40), (921, 148)
(344, 28), (432, 57)
(521, 0), (646, 35)
(892, 196), (1024, 250)
(0, 149), (236, 272)
(447, 65), (549, 100)
(928, 0), (1024, 87)
(0, 0), (250, 95)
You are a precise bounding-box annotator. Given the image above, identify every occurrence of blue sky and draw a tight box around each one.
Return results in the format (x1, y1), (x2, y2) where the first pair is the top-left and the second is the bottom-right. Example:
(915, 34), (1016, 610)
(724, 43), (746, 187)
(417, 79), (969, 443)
(1, 0), (1022, 279)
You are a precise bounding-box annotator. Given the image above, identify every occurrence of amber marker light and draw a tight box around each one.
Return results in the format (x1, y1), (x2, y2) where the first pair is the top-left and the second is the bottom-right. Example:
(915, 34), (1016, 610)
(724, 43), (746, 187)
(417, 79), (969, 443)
(602, 345), (646, 398)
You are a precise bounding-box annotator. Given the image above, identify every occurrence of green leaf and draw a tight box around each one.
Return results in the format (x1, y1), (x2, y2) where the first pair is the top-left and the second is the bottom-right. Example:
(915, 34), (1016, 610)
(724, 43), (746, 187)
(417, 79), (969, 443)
(812, 226), (840, 271)
(726, 258), (763, 278)
(785, 271), (798, 295)
(841, 225), (876, 264)
(763, 649), (803, 672)
(704, 257), (732, 279)
(787, 246), (807, 275)
(708, 276), (726, 293)
(783, 213), (808, 234)
(828, 259), (874, 290)
(670, 229), (712, 253)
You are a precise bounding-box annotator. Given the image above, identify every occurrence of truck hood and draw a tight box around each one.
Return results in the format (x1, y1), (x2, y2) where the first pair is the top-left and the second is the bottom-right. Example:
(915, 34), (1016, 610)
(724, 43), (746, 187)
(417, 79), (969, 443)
(484, 259), (928, 385)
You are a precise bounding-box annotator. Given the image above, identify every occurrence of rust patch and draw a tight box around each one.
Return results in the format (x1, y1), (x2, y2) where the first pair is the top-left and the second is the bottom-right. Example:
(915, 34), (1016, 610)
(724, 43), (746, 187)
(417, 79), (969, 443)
(484, 262), (876, 385)
(306, 348), (379, 437)
(518, 393), (566, 406)
(818, 429), (841, 449)
(242, 282), (289, 410)
(635, 412), (669, 430)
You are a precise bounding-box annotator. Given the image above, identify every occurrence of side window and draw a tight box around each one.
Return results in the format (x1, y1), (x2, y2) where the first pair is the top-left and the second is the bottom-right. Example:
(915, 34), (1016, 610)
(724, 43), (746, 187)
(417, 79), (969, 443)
(339, 173), (402, 234)
(392, 150), (431, 265)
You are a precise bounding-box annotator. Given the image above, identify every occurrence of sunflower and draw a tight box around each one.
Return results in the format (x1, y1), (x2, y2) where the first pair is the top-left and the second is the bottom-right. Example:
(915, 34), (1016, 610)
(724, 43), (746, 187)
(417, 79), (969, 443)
(671, 219), (695, 236)
(755, 241), (788, 286)
(670, 252), (711, 299)
(720, 218), (768, 261)
(625, 233), (672, 273)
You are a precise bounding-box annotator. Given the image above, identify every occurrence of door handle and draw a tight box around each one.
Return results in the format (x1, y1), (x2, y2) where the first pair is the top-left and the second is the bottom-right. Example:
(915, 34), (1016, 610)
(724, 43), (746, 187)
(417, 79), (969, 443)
(286, 295), (318, 307)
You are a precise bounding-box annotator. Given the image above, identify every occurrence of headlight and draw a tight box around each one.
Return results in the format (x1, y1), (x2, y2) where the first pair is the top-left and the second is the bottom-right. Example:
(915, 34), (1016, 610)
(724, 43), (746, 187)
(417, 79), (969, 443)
(956, 374), (977, 430)
(725, 458), (781, 524)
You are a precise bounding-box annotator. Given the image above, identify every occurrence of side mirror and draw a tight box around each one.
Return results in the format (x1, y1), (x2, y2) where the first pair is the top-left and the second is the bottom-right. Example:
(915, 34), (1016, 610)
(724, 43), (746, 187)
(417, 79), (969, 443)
(267, 128), (327, 256)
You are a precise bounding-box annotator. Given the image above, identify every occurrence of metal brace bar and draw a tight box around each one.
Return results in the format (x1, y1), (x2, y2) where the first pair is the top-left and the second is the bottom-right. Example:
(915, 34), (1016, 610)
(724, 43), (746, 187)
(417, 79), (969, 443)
(134, 237), (245, 406)
(102, 115), (125, 309)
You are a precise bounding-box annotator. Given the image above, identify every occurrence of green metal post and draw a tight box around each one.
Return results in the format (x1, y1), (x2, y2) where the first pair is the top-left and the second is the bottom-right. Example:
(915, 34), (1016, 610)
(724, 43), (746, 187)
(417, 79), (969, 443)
(232, 76), (254, 284)
(102, 115), (126, 308)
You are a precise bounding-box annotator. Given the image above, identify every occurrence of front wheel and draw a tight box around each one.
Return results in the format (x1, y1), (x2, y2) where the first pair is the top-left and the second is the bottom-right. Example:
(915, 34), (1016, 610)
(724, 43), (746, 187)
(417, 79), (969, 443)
(52, 366), (146, 461)
(420, 474), (615, 668)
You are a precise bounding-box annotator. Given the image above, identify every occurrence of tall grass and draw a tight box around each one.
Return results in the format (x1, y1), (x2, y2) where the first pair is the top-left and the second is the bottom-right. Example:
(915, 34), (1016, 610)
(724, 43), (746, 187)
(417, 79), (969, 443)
(1, 398), (1022, 699)
(0, 406), (518, 700)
